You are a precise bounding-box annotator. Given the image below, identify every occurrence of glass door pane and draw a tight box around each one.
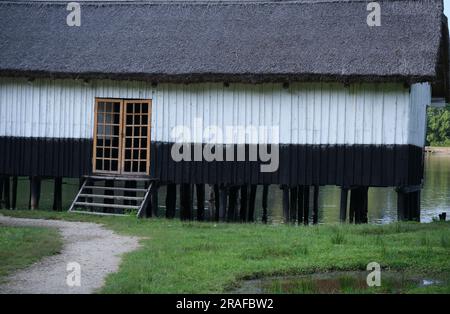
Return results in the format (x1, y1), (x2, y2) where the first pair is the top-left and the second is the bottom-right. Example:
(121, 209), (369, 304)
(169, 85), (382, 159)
(93, 99), (122, 174)
(122, 100), (151, 175)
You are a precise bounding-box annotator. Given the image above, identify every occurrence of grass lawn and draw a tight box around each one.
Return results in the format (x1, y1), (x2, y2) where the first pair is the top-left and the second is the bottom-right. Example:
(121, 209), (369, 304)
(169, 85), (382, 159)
(0, 224), (62, 281)
(1, 209), (450, 293)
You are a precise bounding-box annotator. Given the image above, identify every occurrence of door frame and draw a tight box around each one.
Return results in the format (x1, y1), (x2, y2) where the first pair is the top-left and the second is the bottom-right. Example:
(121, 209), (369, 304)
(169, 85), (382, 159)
(92, 98), (152, 176)
(120, 99), (152, 176)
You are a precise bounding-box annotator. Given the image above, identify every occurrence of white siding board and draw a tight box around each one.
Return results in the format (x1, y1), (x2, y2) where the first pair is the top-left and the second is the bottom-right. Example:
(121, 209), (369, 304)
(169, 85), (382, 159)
(0, 78), (430, 147)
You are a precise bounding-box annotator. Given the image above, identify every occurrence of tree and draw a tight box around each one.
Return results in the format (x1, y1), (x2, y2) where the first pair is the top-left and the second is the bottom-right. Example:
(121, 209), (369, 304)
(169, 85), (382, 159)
(427, 105), (450, 146)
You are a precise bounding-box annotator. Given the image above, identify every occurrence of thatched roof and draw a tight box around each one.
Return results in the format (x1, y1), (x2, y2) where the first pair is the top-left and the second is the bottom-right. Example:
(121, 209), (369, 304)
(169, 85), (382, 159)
(0, 0), (448, 91)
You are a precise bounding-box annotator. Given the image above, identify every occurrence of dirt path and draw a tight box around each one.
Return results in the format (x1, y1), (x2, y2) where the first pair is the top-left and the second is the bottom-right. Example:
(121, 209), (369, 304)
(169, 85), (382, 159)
(0, 215), (140, 294)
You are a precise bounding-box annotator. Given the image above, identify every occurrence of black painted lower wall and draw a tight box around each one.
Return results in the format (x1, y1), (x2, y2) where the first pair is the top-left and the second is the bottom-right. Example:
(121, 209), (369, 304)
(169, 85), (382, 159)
(150, 142), (424, 187)
(0, 137), (92, 178)
(0, 137), (423, 187)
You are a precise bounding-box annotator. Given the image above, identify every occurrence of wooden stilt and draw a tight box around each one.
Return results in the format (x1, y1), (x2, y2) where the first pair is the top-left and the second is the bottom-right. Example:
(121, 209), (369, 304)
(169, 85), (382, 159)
(104, 180), (114, 213)
(262, 185), (269, 224)
(196, 184), (205, 221)
(350, 187), (368, 224)
(361, 187), (369, 224)
(11, 177), (18, 209)
(219, 185), (228, 222)
(412, 191), (421, 222)
(282, 185), (290, 224)
(313, 185), (319, 224)
(397, 188), (421, 222)
(350, 188), (359, 223)
(141, 182), (151, 218)
(28, 177), (31, 209)
(0, 176), (4, 209)
(151, 183), (159, 217)
(214, 184), (220, 222)
(124, 181), (137, 206)
(289, 186), (297, 223)
(227, 186), (238, 222)
(248, 185), (257, 222)
(239, 185), (248, 222)
(303, 185), (310, 225)
(297, 185), (304, 224)
(349, 188), (355, 223)
(52, 177), (62, 211)
(180, 184), (192, 220)
(84, 177), (93, 208)
(207, 185), (215, 220)
(165, 184), (177, 219)
(339, 187), (349, 222)
(3, 176), (10, 209)
(397, 188), (406, 221)
(30, 176), (41, 210)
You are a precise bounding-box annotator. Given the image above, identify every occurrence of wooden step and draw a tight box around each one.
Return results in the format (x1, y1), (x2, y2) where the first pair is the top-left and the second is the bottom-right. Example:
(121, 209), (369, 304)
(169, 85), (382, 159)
(83, 186), (147, 193)
(78, 194), (144, 201)
(69, 178), (153, 217)
(70, 210), (127, 217)
(85, 175), (152, 182)
(73, 202), (140, 210)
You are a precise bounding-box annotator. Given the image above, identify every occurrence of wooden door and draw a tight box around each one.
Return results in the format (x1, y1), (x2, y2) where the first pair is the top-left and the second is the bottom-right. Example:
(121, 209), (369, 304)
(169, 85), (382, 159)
(93, 99), (123, 174)
(93, 98), (151, 175)
(121, 100), (151, 175)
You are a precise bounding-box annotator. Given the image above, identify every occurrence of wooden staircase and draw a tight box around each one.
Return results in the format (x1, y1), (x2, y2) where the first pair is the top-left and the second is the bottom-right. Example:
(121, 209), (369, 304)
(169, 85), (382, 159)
(68, 175), (153, 218)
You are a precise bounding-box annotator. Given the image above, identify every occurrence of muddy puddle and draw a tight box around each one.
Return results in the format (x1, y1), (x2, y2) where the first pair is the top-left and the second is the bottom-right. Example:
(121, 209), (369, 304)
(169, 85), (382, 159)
(232, 271), (444, 294)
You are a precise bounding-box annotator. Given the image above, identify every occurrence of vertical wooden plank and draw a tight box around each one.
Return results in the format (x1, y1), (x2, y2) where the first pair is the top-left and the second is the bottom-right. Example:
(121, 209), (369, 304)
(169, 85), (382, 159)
(214, 184), (220, 222)
(218, 185), (227, 222)
(282, 185), (290, 224)
(297, 185), (304, 224)
(0, 176), (3, 209)
(340, 187), (348, 222)
(11, 176), (18, 209)
(165, 183), (177, 219)
(289, 186), (297, 223)
(303, 185), (310, 225)
(313, 185), (319, 224)
(227, 186), (238, 222)
(30, 176), (41, 210)
(52, 177), (62, 211)
(124, 181), (136, 206)
(239, 185), (248, 222)
(180, 184), (192, 221)
(262, 185), (269, 224)
(248, 185), (257, 222)
(3, 176), (10, 209)
(196, 184), (205, 221)
(151, 183), (159, 217)
(104, 179), (114, 213)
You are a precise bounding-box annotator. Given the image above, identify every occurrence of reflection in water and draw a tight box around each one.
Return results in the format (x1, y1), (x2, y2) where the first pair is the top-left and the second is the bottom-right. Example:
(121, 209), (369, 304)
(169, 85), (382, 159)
(232, 271), (445, 294)
(254, 154), (450, 224)
(10, 155), (450, 224)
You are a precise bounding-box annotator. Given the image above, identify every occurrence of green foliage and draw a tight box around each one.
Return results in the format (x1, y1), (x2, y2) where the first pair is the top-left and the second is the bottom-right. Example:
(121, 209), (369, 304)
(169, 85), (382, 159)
(427, 105), (450, 146)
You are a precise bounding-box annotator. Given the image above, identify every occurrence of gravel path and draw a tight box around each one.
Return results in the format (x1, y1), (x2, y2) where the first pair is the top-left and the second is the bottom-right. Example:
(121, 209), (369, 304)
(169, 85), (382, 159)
(0, 215), (140, 294)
